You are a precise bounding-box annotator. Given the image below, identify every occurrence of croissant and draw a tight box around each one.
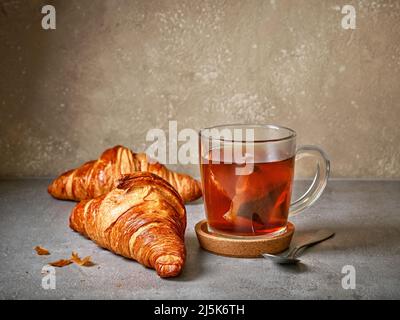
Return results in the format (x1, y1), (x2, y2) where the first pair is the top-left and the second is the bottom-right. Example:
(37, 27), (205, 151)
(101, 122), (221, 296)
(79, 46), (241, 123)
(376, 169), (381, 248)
(69, 172), (186, 278)
(48, 145), (202, 203)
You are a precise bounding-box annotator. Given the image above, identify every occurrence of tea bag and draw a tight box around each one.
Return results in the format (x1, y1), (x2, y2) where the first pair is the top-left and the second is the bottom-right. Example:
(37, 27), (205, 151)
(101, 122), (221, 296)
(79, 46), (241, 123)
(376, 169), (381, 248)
(223, 169), (288, 227)
(209, 169), (231, 198)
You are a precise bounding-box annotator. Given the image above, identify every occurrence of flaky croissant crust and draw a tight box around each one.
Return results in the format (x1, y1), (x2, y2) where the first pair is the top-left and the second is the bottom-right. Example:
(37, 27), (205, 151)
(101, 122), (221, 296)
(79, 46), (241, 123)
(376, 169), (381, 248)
(70, 172), (186, 278)
(48, 145), (202, 203)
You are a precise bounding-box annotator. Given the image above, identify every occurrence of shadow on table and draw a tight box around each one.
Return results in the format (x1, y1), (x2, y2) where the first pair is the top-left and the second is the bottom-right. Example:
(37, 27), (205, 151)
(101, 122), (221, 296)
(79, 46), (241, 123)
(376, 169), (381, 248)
(273, 262), (309, 274)
(291, 222), (400, 255)
(173, 233), (207, 281)
(181, 232), (312, 277)
(252, 221), (400, 274)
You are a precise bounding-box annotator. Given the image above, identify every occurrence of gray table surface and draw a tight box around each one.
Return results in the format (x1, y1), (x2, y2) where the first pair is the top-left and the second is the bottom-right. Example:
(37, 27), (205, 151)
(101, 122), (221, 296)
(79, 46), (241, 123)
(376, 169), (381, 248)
(0, 178), (399, 300)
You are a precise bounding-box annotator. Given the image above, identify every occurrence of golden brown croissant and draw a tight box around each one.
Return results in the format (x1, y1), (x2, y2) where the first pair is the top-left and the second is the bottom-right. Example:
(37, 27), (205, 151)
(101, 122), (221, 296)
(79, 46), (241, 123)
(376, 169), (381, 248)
(69, 172), (186, 278)
(48, 145), (202, 203)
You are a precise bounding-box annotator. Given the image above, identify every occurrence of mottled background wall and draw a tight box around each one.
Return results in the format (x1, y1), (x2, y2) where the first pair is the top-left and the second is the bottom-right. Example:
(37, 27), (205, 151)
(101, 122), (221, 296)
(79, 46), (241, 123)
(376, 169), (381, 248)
(0, 0), (399, 178)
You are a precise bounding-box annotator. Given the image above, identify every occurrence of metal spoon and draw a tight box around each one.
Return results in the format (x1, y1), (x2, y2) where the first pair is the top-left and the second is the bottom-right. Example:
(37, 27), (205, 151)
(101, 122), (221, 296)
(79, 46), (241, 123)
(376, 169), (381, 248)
(262, 229), (335, 264)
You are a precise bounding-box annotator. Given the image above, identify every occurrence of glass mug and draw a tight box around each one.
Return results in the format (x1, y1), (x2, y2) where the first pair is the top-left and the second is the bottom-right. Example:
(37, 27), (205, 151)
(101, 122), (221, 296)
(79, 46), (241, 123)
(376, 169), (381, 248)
(199, 124), (330, 238)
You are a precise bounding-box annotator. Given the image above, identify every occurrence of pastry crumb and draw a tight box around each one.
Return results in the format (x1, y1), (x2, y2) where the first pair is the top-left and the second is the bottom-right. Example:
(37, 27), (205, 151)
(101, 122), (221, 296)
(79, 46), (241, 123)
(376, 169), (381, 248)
(70, 252), (95, 267)
(49, 259), (73, 267)
(34, 246), (50, 255)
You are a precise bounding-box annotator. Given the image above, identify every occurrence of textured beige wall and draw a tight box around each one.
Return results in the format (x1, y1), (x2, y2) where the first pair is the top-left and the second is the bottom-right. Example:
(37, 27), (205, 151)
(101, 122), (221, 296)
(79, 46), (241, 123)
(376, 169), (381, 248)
(0, 0), (399, 178)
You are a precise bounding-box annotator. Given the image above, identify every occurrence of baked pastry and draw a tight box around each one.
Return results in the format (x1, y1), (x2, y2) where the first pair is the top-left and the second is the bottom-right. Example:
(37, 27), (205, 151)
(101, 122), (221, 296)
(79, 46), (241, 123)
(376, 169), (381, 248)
(69, 172), (186, 278)
(48, 145), (202, 203)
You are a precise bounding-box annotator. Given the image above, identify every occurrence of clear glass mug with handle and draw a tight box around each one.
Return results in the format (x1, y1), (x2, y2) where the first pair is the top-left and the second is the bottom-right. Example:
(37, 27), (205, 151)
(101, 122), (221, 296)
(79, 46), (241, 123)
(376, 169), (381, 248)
(199, 124), (330, 237)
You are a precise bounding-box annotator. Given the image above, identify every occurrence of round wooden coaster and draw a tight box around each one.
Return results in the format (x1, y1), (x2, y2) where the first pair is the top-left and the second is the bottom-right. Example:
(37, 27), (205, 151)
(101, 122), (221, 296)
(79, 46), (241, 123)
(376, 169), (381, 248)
(195, 220), (295, 258)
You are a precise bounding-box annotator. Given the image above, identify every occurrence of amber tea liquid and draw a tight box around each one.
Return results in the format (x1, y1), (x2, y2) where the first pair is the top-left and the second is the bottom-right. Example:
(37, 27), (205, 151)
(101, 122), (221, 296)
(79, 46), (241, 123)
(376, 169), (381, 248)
(201, 149), (295, 236)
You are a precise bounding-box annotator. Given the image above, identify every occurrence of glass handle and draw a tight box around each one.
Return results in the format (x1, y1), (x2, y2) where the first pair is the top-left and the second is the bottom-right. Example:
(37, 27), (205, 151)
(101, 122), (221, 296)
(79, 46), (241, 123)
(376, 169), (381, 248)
(289, 145), (330, 217)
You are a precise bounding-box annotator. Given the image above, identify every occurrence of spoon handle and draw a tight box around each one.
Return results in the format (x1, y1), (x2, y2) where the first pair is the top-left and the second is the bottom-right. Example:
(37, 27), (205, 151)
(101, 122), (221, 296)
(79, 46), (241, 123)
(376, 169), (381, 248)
(287, 229), (335, 259)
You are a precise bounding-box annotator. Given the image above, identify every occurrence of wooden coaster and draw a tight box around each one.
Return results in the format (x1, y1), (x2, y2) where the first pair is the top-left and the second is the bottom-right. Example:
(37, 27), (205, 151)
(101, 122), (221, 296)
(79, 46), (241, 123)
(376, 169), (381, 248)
(195, 220), (295, 258)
